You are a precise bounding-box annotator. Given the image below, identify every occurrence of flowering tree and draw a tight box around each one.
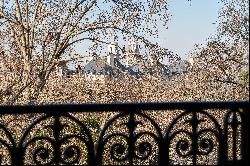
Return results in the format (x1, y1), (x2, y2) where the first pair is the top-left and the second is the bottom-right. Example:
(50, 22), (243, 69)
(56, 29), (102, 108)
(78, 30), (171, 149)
(188, 0), (249, 89)
(0, 0), (176, 104)
(0, 0), (248, 105)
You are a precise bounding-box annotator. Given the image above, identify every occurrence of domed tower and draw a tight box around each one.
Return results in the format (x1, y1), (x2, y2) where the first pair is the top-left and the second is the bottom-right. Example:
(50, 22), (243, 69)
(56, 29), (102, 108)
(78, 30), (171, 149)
(125, 40), (140, 67)
(107, 41), (119, 66)
(127, 40), (140, 54)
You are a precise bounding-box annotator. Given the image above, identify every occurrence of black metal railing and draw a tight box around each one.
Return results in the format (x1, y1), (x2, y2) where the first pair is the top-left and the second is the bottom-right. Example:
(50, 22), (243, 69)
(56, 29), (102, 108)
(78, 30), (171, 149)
(0, 101), (249, 165)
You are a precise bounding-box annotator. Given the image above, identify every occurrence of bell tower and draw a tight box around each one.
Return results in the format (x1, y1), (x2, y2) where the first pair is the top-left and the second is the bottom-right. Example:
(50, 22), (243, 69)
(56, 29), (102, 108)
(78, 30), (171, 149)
(128, 40), (140, 54)
(125, 40), (140, 67)
(108, 41), (118, 55)
(107, 41), (119, 66)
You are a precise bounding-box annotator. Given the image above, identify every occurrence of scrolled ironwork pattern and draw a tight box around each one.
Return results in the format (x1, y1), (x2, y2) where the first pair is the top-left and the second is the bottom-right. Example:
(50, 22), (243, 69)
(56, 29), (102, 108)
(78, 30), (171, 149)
(16, 113), (95, 165)
(164, 110), (223, 165)
(0, 101), (249, 165)
(95, 111), (162, 165)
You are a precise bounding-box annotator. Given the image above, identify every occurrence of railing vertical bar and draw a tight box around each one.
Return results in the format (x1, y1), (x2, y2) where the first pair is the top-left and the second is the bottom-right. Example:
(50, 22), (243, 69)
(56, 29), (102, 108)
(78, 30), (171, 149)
(232, 111), (237, 161)
(128, 112), (135, 165)
(242, 107), (249, 165)
(160, 138), (169, 166)
(223, 111), (230, 164)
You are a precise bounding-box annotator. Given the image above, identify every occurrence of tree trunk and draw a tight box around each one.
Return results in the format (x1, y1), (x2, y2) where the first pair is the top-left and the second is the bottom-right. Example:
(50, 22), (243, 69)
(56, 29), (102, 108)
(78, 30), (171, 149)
(22, 58), (32, 103)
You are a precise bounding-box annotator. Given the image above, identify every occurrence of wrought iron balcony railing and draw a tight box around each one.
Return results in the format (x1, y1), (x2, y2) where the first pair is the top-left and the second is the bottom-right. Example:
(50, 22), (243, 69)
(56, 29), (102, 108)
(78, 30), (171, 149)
(0, 101), (249, 165)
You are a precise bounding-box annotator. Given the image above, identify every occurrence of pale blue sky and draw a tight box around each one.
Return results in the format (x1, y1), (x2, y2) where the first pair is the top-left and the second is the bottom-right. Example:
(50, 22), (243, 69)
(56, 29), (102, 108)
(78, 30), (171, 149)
(75, 0), (222, 60)
(160, 0), (222, 59)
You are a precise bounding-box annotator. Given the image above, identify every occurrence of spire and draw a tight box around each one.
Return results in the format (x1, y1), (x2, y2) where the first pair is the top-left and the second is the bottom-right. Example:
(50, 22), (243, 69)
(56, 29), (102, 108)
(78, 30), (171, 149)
(107, 39), (119, 66)
(128, 40), (140, 54)
(108, 41), (118, 55)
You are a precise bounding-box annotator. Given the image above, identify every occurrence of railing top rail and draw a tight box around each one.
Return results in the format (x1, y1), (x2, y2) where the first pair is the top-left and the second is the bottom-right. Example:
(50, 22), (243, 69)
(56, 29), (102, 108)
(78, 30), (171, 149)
(0, 100), (248, 115)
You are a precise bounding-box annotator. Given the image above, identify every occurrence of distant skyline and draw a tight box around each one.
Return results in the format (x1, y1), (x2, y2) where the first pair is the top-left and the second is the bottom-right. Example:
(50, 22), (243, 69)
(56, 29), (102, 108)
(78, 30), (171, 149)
(75, 0), (223, 61)
(161, 0), (222, 59)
